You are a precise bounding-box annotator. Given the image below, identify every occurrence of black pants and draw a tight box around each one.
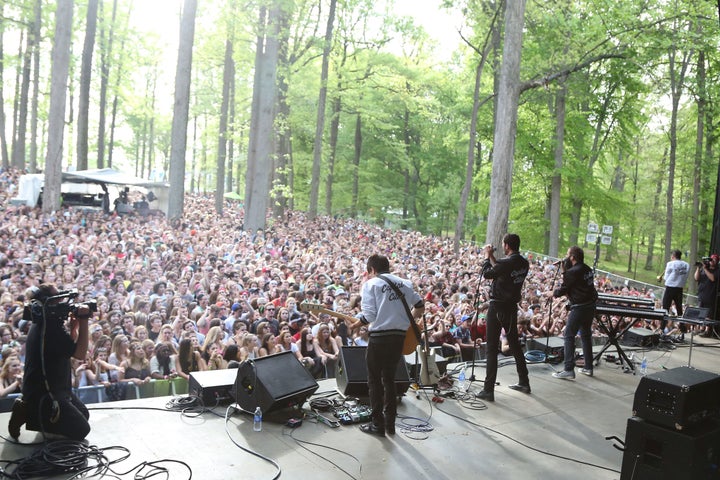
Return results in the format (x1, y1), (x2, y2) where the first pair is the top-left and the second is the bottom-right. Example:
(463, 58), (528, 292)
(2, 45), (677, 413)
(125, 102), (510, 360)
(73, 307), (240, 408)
(366, 335), (404, 428)
(661, 286), (685, 332)
(27, 391), (90, 440)
(484, 302), (529, 392)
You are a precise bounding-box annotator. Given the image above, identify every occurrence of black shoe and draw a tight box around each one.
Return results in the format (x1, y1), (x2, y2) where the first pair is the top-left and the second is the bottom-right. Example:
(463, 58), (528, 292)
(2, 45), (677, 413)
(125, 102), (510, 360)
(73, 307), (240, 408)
(360, 423), (385, 437)
(475, 389), (494, 402)
(385, 419), (396, 435)
(508, 383), (531, 394)
(8, 398), (27, 440)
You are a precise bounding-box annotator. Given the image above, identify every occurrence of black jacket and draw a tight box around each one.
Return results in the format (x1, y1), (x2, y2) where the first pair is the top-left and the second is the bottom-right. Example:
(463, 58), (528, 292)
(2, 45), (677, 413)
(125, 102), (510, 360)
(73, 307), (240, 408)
(483, 252), (529, 305)
(554, 262), (598, 306)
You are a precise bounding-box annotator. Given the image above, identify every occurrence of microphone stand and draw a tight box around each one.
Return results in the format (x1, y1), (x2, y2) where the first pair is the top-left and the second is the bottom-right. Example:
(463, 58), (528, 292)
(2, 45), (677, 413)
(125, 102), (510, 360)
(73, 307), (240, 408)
(540, 260), (563, 364)
(469, 262), (491, 382)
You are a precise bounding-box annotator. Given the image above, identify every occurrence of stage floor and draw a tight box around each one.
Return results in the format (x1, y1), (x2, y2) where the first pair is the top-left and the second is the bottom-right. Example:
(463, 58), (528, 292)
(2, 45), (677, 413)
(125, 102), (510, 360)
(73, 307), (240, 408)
(2, 336), (720, 480)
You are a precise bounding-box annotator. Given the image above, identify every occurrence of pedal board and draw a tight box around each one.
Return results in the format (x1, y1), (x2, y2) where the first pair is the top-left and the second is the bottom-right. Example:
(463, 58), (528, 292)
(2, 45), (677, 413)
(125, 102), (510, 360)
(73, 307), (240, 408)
(334, 405), (372, 425)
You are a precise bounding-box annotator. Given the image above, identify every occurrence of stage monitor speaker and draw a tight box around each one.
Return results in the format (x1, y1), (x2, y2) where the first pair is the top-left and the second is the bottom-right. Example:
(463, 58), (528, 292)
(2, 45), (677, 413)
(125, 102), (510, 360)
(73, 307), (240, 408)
(620, 416), (720, 480)
(336, 346), (410, 397)
(621, 328), (660, 347)
(231, 351), (319, 414)
(189, 369), (238, 406)
(633, 366), (720, 430)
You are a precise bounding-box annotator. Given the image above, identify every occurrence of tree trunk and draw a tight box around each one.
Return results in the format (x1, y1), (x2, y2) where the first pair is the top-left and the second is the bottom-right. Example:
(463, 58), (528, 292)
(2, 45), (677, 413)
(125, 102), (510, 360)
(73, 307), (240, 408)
(325, 94), (340, 216)
(28, 0), (42, 173)
(645, 148), (667, 271)
(689, 50), (706, 292)
(43, 0), (74, 213)
(0, 3), (10, 170)
(77, 0), (99, 171)
(272, 4), (293, 218)
(351, 113), (361, 218)
(244, 2), (281, 232)
(13, 21), (34, 170)
(548, 81), (567, 258)
(168, 0), (198, 221)
(97, 0), (118, 169)
(485, 0), (526, 250)
(215, 38), (234, 215)
(664, 34), (693, 261)
(308, 0), (337, 219)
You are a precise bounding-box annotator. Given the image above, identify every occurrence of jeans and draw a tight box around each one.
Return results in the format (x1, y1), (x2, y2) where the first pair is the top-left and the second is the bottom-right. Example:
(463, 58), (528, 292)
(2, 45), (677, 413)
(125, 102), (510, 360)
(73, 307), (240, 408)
(27, 391), (90, 440)
(484, 302), (528, 392)
(564, 303), (595, 372)
(366, 335), (404, 428)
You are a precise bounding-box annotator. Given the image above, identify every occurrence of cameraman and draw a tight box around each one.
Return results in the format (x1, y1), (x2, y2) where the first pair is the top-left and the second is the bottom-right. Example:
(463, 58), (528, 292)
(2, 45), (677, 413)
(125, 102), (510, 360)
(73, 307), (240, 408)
(695, 254), (718, 337)
(8, 285), (92, 441)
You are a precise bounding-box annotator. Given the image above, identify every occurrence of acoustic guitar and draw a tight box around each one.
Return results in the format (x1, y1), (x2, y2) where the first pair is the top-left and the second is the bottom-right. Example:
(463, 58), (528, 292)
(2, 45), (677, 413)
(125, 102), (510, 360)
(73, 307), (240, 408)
(299, 302), (420, 355)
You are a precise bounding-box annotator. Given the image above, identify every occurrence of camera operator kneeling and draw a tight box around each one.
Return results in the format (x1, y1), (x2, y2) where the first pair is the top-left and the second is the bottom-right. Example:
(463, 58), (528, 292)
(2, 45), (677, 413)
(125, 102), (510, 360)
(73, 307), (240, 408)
(8, 285), (94, 441)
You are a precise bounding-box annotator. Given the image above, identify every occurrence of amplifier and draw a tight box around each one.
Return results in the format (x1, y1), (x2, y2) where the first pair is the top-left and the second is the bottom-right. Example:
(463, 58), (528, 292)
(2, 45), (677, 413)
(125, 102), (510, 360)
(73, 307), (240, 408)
(621, 328), (660, 347)
(633, 366), (720, 430)
(620, 416), (720, 480)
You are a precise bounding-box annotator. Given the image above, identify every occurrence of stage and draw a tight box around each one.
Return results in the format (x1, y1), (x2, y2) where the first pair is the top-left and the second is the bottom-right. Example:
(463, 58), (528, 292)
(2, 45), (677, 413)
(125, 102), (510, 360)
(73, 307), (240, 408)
(2, 336), (720, 480)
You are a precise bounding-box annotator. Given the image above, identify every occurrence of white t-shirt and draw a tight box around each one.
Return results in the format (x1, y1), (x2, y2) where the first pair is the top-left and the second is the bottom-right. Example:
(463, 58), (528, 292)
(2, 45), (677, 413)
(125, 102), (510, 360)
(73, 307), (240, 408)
(664, 259), (690, 288)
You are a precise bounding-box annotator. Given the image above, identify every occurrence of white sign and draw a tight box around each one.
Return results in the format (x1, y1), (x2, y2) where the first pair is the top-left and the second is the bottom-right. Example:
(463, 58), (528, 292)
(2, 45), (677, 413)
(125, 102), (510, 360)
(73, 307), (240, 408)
(587, 223), (599, 233)
(602, 225), (613, 235)
(586, 233), (598, 243)
(601, 235), (612, 245)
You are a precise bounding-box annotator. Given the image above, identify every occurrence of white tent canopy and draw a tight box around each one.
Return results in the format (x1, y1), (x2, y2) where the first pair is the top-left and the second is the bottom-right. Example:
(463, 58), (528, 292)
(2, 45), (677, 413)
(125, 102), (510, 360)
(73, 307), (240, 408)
(12, 168), (169, 214)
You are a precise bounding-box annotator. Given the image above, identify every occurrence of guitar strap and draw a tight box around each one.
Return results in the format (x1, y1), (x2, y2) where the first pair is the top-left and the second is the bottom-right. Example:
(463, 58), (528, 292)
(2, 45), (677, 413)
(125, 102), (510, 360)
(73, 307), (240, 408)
(377, 274), (422, 344)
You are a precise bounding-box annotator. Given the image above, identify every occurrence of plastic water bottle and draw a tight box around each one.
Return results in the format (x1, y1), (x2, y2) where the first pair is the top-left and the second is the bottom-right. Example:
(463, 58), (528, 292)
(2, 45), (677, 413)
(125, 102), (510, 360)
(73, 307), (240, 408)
(458, 367), (467, 392)
(640, 357), (647, 376)
(253, 406), (263, 431)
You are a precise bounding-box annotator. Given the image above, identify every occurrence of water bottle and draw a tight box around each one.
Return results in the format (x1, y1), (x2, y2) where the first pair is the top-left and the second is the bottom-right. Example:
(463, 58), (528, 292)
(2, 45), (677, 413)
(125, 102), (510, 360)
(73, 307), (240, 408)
(253, 406), (263, 431)
(640, 357), (647, 376)
(458, 367), (467, 392)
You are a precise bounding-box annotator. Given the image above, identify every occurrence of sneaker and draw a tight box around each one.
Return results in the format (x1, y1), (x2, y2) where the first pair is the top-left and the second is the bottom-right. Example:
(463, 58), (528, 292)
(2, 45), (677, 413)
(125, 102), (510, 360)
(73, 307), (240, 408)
(552, 370), (576, 380)
(580, 368), (593, 377)
(360, 423), (385, 437)
(8, 398), (27, 440)
(475, 389), (495, 402)
(508, 383), (531, 394)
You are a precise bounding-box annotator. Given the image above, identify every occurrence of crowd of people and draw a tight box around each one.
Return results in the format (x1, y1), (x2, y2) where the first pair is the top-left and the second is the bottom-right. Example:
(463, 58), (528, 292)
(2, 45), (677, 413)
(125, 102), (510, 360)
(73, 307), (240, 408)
(0, 167), (697, 409)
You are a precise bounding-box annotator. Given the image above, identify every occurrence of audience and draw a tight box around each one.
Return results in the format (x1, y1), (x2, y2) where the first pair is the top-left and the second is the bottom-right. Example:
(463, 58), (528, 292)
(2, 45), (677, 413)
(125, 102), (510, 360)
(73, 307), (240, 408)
(0, 167), (668, 403)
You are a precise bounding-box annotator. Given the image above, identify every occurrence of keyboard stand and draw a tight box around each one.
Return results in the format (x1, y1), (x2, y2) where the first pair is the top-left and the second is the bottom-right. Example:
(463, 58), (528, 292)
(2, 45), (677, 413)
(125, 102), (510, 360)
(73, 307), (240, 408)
(593, 316), (637, 372)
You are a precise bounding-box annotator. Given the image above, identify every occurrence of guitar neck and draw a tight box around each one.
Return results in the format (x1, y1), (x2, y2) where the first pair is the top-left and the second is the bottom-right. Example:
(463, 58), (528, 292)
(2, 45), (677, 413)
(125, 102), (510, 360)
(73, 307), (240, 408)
(299, 303), (356, 324)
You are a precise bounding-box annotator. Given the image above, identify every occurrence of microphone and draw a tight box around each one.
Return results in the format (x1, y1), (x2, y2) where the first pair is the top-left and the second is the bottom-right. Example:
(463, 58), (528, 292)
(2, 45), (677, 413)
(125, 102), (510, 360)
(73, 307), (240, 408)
(553, 258), (566, 266)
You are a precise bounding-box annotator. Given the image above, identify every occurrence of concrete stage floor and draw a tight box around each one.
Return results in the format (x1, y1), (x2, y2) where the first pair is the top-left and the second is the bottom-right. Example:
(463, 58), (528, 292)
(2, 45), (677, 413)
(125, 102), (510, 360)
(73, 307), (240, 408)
(2, 335), (719, 480)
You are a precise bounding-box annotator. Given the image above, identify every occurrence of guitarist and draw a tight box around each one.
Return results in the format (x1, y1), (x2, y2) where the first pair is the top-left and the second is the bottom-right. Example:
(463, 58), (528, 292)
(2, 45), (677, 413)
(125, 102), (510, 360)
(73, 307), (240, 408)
(346, 254), (424, 437)
(475, 234), (531, 402)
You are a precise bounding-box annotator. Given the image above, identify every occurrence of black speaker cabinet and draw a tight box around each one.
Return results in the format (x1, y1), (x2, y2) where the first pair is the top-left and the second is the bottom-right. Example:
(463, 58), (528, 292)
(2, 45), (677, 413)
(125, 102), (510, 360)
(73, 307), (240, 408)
(336, 346), (410, 397)
(620, 416), (720, 480)
(633, 366), (720, 430)
(232, 351), (319, 414)
(621, 328), (660, 347)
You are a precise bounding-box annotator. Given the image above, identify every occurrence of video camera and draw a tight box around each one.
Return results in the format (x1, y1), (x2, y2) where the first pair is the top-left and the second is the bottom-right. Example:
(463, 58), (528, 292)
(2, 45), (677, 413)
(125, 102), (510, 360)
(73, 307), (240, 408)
(24, 288), (97, 323)
(695, 257), (713, 268)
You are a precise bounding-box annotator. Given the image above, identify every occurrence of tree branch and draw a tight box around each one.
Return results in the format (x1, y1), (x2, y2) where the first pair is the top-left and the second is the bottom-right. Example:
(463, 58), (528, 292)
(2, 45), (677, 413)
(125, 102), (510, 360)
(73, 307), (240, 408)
(519, 52), (625, 93)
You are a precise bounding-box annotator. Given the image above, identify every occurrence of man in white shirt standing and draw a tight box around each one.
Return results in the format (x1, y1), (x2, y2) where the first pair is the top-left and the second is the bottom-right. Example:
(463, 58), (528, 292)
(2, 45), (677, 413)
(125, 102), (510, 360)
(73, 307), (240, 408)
(347, 254), (424, 437)
(659, 249), (690, 336)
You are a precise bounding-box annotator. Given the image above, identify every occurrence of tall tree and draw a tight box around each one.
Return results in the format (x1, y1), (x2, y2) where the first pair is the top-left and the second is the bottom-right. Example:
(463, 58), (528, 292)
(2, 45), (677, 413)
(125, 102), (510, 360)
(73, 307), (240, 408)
(98, 0), (119, 169)
(215, 37), (234, 215)
(0, 2), (9, 169)
(77, 0), (99, 170)
(485, 0), (526, 249)
(28, 0), (42, 173)
(43, 0), (74, 213)
(244, 2), (282, 232)
(168, 0), (198, 221)
(308, 0), (337, 219)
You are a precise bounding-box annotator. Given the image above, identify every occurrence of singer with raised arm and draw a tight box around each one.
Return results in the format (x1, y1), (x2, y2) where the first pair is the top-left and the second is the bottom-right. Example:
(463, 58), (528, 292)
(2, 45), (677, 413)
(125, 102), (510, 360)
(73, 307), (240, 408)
(550, 246), (598, 380)
(345, 254), (424, 436)
(475, 234), (531, 402)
